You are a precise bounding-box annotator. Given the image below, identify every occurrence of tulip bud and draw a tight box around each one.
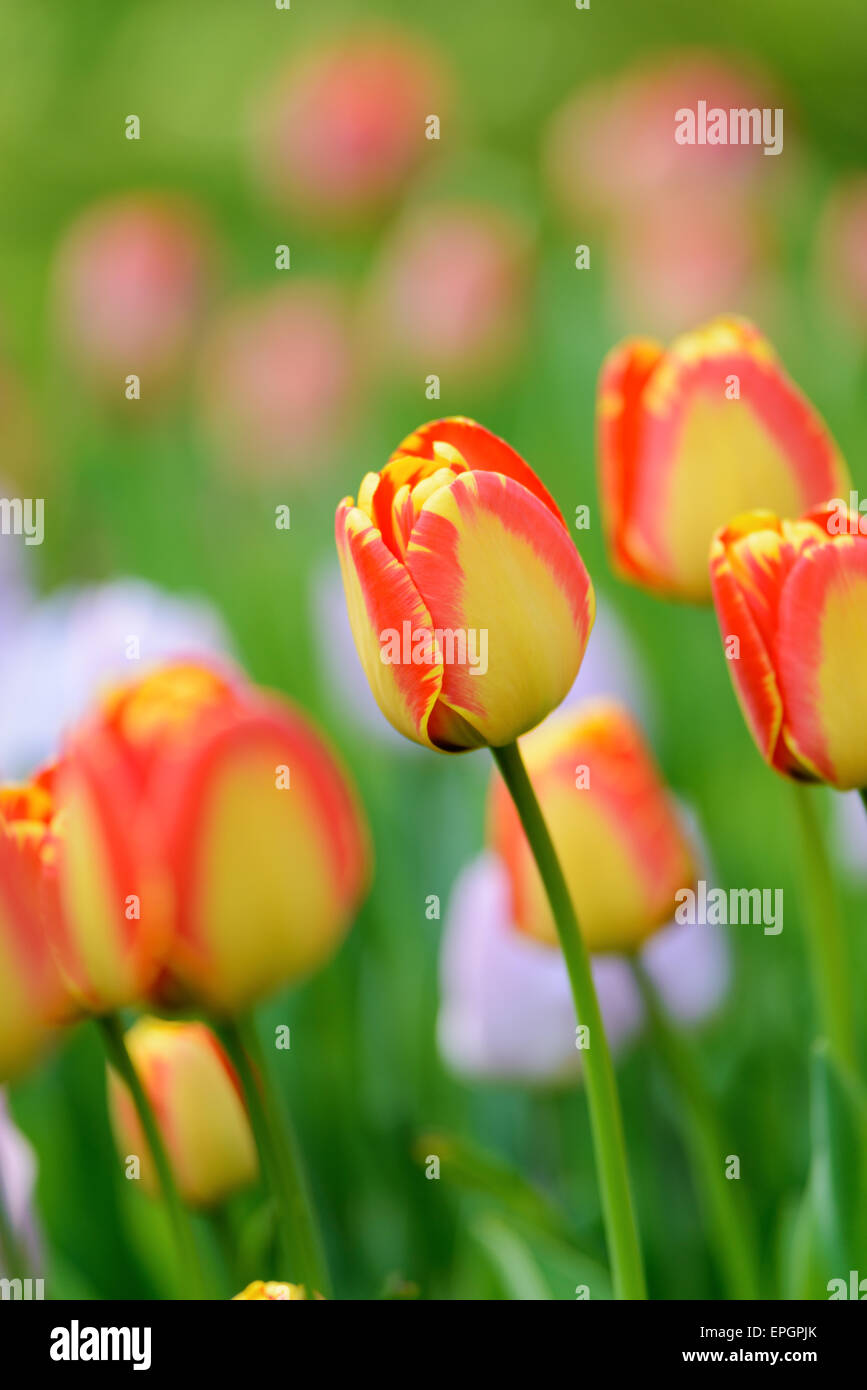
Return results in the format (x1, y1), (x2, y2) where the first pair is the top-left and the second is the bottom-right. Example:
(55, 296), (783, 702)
(488, 701), (697, 952)
(597, 317), (848, 600)
(232, 1281), (320, 1300)
(710, 504), (867, 789)
(108, 1018), (257, 1208)
(336, 417), (595, 751)
(62, 662), (370, 1014)
(0, 782), (62, 1080)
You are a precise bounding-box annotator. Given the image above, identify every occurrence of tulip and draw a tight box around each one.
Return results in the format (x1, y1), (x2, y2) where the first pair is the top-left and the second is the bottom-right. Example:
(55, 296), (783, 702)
(0, 782), (61, 1079)
(107, 1018), (257, 1208)
(335, 417), (595, 751)
(364, 203), (532, 383)
(232, 1281), (320, 1300)
(196, 284), (355, 480)
(597, 317), (848, 600)
(252, 33), (447, 222)
(62, 661), (369, 1014)
(53, 194), (212, 394)
(709, 503), (867, 789)
(488, 701), (696, 953)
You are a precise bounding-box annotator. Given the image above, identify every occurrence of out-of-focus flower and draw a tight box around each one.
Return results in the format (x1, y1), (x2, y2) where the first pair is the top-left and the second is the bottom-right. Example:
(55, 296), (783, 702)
(816, 177), (867, 335)
(710, 504), (867, 789)
(831, 790), (867, 882)
(439, 847), (729, 1086)
(0, 814), (60, 1080)
(196, 285), (355, 481)
(364, 203), (532, 383)
(107, 1018), (257, 1208)
(63, 662), (370, 1014)
(604, 192), (766, 339)
(0, 521), (33, 647)
(489, 701), (696, 953)
(597, 317), (847, 601)
(544, 52), (779, 223)
(336, 417), (594, 751)
(233, 1280), (320, 1300)
(438, 853), (642, 1085)
(53, 194), (213, 394)
(252, 33), (447, 222)
(0, 1091), (42, 1274)
(0, 576), (231, 781)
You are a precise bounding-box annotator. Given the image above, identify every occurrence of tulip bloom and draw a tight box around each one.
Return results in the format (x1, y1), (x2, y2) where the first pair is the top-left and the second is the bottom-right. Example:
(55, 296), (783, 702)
(233, 1281), (320, 1300)
(0, 783), (62, 1079)
(710, 504), (867, 789)
(108, 1019), (257, 1208)
(597, 317), (848, 600)
(336, 418), (595, 750)
(61, 662), (369, 1013)
(488, 701), (696, 953)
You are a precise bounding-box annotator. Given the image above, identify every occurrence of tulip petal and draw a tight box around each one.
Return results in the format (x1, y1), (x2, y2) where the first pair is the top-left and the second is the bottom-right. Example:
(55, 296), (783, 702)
(165, 709), (367, 1012)
(597, 338), (665, 585)
(777, 536), (867, 788)
(335, 500), (443, 747)
(600, 319), (848, 599)
(394, 416), (567, 524)
(406, 471), (594, 748)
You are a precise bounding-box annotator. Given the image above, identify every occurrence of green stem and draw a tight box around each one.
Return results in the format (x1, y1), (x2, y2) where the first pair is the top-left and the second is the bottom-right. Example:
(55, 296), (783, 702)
(631, 959), (760, 1299)
(96, 1013), (206, 1299)
(790, 784), (856, 1069)
(220, 1015), (330, 1297)
(491, 741), (646, 1300)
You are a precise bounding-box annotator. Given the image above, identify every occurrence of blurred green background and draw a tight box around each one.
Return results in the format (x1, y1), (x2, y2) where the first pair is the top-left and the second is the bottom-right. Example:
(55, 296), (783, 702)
(2, 0), (867, 1300)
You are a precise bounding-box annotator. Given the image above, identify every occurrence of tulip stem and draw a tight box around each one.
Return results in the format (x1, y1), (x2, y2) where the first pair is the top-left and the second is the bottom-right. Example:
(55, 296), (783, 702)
(96, 1013), (206, 1299)
(790, 784), (856, 1069)
(491, 741), (646, 1300)
(220, 1015), (330, 1298)
(630, 959), (761, 1299)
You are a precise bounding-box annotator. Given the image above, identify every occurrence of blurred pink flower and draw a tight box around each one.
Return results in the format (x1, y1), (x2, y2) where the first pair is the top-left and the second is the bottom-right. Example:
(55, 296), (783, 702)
(605, 191), (766, 337)
(253, 33), (448, 222)
(53, 194), (213, 393)
(364, 203), (532, 382)
(196, 284), (356, 481)
(817, 177), (867, 334)
(544, 52), (780, 223)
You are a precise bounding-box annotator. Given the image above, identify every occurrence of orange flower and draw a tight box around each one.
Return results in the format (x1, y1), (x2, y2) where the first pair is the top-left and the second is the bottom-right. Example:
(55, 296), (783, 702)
(597, 317), (848, 600)
(488, 701), (696, 952)
(108, 1018), (258, 1207)
(232, 1281), (321, 1300)
(336, 417), (595, 750)
(0, 775), (63, 1079)
(710, 503), (867, 789)
(61, 662), (370, 1014)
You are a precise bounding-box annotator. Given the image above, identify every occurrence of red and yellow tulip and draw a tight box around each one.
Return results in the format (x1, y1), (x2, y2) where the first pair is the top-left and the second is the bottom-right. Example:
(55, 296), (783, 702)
(61, 661), (370, 1014)
(597, 317), (848, 601)
(488, 701), (696, 952)
(0, 778), (63, 1079)
(233, 1281), (321, 1300)
(108, 1018), (258, 1208)
(336, 417), (595, 750)
(710, 503), (867, 789)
